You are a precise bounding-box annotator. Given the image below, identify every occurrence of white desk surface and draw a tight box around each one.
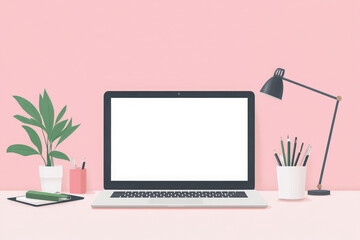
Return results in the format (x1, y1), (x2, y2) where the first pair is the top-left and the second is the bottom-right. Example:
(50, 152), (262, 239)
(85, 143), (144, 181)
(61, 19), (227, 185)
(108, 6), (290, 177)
(1, 191), (359, 240)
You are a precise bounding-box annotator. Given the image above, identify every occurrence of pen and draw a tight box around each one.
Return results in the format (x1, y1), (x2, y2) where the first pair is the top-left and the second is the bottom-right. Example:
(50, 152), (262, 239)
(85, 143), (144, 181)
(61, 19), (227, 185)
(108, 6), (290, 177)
(71, 157), (75, 169)
(294, 143), (304, 166)
(287, 136), (291, 166)
(300, 145), (310, 166)
(303, 146), (312, 166)
(303, 155), (309, 166)
(274, 151), (282, 166)
(81, 160), (86, 170)
(291, 137), (297, 166)
(281, 138), (287, 166)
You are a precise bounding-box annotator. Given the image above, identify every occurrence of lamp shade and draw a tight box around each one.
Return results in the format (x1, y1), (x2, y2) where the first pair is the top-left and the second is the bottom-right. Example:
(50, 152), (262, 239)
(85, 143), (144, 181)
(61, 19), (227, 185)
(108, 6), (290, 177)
(260, 68), (285, 100)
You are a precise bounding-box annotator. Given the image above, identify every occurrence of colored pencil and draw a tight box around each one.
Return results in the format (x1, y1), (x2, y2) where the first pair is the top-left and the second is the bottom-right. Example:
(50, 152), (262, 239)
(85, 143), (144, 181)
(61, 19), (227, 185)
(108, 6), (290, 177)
(303, 155), (309, 166)
(294, 142), (304, 166)
(300, 145), (310, 166)
(287, 136), (291, 166)
(303, 146), (312, 166)
(280, 155), (285, 166)
(281, 138), (287, 166)
(291, 137), (297, 166)
(274, 151), (282, 166)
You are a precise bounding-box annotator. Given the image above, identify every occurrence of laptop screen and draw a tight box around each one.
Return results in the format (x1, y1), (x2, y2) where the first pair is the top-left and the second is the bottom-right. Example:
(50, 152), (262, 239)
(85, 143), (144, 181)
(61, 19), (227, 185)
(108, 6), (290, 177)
(110, 98), (248, 181)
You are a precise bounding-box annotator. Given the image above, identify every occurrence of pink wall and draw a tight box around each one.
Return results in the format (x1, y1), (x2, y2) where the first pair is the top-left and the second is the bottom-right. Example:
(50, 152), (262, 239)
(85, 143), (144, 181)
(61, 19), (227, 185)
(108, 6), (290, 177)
(0, 1), (359, 191)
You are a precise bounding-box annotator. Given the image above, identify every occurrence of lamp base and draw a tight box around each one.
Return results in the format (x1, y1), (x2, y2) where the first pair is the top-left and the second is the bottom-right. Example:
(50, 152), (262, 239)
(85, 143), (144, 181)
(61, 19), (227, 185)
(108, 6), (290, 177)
(308, 189), (330, 196)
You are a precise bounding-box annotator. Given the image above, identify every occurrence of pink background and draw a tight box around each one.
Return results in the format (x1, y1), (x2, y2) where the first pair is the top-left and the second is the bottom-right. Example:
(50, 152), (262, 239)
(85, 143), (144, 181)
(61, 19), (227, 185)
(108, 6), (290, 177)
(0, 1), (359, 191)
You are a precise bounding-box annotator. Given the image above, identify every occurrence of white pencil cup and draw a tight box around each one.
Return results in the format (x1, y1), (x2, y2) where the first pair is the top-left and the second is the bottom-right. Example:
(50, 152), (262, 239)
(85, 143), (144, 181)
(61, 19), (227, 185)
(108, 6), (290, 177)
(277, 166), (306, 200)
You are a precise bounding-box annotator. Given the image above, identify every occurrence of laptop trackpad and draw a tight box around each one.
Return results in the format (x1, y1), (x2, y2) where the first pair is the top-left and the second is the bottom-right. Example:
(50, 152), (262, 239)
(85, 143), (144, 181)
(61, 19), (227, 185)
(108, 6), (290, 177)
(148, 198), (203, 205)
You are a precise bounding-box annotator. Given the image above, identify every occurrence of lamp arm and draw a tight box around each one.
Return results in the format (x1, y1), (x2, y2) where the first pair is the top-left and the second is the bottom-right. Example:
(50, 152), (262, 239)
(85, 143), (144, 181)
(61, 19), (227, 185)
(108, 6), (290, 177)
(283, 77), (337, 100)
(317, 100), (340, 189)
(283, 76), (342, 190)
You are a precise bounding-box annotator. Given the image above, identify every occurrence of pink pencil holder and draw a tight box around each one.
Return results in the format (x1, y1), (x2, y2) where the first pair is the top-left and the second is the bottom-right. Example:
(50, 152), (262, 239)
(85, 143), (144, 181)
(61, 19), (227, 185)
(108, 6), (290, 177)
(70, 168), (86, 194)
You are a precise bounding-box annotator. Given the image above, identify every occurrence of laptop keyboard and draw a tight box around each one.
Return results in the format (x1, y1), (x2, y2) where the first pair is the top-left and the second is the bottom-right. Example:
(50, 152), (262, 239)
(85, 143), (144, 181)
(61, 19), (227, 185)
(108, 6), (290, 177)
(110, 191), (247, 198)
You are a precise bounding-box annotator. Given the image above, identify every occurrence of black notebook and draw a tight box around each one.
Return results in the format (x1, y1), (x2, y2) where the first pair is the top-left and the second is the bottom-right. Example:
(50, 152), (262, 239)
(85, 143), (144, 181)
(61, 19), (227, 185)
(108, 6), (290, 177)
(8, 193), (84, 207)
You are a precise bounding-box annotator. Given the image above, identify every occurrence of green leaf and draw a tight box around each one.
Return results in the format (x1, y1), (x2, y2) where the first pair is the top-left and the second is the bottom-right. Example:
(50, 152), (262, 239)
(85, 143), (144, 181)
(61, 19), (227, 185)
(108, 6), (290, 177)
(60, 118), (72, 136)
(39, 94), (43, 108)
(22, 125), (42, 154)
(56, 119), (80, 146)
(14, 115), (33, 125)
(29, 119), (45, 130)
(55, 105), (67, 124)
(13, 96), (42, 123)
(51, 120), (67, 142)
(49, 151), (70, 161)
(14, 115), (45, 130)
(39, 90), (54, 135)
(7, 144), (39, 156)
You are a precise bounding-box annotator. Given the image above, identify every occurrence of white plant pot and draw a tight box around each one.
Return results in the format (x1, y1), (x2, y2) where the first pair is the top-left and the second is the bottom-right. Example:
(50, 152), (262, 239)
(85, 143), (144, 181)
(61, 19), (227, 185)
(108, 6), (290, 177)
(39, 165), (63, 193)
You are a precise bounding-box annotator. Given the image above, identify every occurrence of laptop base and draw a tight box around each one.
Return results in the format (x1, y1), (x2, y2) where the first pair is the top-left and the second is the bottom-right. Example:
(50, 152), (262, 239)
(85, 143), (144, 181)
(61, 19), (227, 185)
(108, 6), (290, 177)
(92, 190), (267, 208)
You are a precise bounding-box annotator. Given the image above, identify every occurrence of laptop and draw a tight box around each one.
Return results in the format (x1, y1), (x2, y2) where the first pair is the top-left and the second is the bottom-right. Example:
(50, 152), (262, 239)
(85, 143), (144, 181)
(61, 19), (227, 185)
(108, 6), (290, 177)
(92, 91), (267, 208)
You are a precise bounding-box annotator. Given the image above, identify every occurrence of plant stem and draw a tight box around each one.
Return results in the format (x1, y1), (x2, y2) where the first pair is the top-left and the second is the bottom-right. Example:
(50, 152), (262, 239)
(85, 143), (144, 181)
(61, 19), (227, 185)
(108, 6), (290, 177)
(38, 130), (47, 165)
(41, 129), (51, 166)
(46, 143), (50, 166)
(50, 142), (54, 166)
(41, 130), (47, 166)
(40, 154), (46, 165)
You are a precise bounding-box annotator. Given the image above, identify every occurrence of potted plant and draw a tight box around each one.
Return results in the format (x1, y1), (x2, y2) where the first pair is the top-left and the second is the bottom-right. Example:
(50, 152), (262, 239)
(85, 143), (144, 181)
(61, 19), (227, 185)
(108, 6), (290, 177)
(7, 90), (80, 193)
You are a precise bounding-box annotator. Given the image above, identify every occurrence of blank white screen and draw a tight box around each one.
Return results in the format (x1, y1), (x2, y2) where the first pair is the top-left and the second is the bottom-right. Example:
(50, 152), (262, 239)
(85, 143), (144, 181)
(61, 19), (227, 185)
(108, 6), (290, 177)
(111, 98), (248, 181)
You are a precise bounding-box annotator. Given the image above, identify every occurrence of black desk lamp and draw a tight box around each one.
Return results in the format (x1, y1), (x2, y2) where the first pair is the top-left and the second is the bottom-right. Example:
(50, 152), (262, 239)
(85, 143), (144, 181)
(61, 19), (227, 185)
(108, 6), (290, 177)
(260, 68), (341, 196)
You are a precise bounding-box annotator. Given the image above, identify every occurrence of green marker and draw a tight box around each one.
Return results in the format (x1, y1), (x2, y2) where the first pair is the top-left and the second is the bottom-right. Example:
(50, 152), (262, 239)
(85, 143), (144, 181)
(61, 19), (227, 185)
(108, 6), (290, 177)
(287, 136), (291, 166)
(281, 137), (287, 166)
